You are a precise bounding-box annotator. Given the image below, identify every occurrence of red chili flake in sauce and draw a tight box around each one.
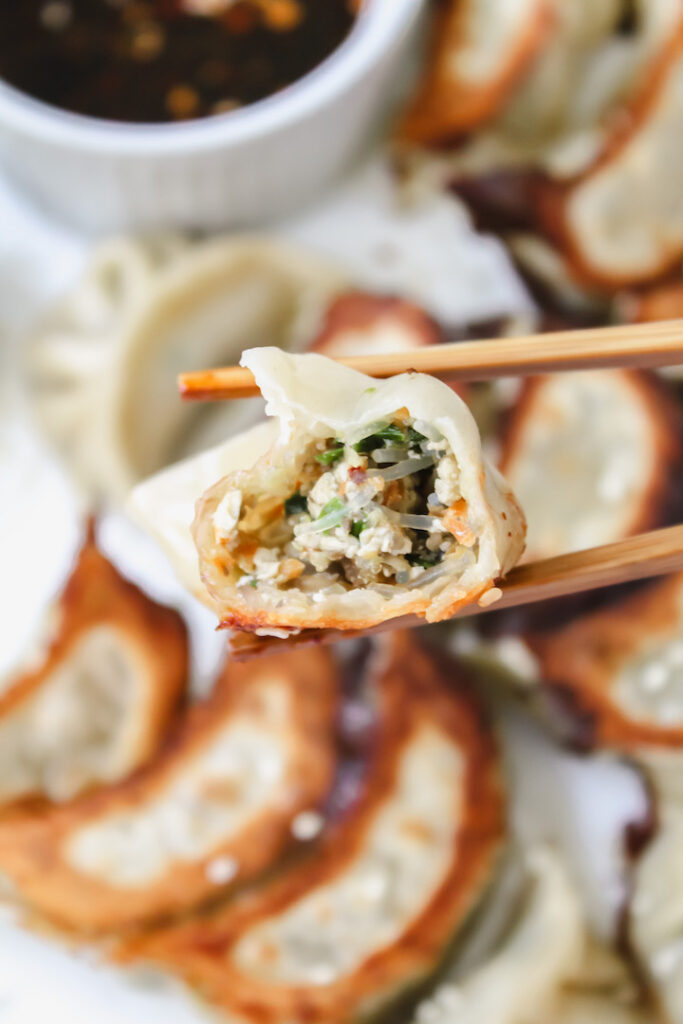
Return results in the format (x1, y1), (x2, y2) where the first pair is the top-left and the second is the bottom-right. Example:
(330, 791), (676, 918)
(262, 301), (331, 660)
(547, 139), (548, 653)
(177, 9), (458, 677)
(0, 0), (358, 123)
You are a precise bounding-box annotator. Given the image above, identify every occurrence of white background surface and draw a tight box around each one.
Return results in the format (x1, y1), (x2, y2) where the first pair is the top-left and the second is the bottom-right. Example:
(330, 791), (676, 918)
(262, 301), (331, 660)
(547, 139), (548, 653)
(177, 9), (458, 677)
(0, 158), (648, 1022)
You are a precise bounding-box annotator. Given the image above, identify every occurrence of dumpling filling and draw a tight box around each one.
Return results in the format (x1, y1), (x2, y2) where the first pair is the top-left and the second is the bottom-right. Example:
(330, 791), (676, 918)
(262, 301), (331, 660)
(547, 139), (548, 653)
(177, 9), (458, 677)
(210, 410), (478, 598)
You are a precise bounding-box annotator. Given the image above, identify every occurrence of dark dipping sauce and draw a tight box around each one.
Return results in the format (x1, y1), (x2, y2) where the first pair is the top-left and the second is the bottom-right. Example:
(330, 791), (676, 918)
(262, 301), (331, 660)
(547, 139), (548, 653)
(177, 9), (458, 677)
(0, 0), (358, 124)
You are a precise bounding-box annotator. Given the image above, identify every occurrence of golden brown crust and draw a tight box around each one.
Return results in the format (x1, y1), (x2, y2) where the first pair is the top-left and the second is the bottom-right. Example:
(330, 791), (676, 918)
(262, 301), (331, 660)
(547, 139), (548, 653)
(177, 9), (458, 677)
(498, 371), (683, 558)
(397, 0), (555, 145)
(530, 574), (683, 751)
(0, 648), (338, 934)
(213, 581), (494, 635)
(619, 279), (683, 325)
(120, 635), (504, 1024)
(0, 524), (187, 797)
(310, 291), (444, 355)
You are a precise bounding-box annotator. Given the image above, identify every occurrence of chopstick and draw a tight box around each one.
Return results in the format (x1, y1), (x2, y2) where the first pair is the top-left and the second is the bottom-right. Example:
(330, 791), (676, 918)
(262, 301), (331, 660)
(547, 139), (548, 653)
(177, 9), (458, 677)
(179, 320), (683, 400)
(471, 523), (683, 615)
(231, 524), (683, 656)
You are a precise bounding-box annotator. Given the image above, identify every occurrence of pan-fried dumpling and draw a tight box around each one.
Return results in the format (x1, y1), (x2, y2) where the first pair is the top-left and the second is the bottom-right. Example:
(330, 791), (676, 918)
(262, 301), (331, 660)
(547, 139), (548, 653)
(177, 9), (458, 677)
(121, 635), (504, 1022)
(400, 0), (677, 170)
(531, 573), (683, 751)
(0, 647), (337, 933)
(414, 843), (655, 1024)
(498, 371), (683, 562)
(483, 0), (679, 180)
(535, 39), (683, 289)
(191, 348), (525, 634)
(30, 237), (345, 501)
(310, 291), (444, 357)
(398, 0), (554, 145)
(0, 529), (187, 806)
(399, 0), (683, 296)
(411, 846), (583, 1024)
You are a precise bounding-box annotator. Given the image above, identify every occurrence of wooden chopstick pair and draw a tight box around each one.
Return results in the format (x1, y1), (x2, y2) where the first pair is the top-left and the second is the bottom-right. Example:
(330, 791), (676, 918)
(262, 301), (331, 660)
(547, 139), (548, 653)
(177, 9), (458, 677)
(178, 320), (683, 617)
(179, 320), (683, 399)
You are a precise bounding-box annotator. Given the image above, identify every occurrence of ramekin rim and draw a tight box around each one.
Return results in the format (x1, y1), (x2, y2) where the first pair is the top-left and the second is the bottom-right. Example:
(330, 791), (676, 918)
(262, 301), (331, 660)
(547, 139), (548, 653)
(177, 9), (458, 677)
(0, 0), (421, 154)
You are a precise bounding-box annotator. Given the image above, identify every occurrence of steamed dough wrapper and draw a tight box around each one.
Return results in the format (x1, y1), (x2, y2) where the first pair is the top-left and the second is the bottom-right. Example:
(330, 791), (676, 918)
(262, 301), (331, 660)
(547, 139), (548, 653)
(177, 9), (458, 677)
(193, 349), (525, 633)
(410, 847), (585, 1024)
(0, 647), (337, 934)
(0, 530), (187, 807)
(30, 236), (344, 501)
(629, 754), (683, 1023)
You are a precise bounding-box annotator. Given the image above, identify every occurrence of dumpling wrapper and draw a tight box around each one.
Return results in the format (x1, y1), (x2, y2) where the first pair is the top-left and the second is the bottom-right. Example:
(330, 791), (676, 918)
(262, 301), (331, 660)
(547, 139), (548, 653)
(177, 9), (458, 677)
(0, 646), (337, 934)
(308, 291), (469, 405)
(191, 348), (525, 635)
(629, 752), (683, 1024)
(30, 236), (344, 502)
(536, 35), (683, 289)
(130, 421), (277, 603)
(531, 572), (683, 752)
(490, 573), (683, 1017)
(119, 634), (505, 1023)
(399, 0), (674, 176)
(0, 528), (187, 807)
(411, 846), (584, 1024)
(498, 371), (683, 563)
(397, 0), (554, 145)
(400, 0), (682, 298)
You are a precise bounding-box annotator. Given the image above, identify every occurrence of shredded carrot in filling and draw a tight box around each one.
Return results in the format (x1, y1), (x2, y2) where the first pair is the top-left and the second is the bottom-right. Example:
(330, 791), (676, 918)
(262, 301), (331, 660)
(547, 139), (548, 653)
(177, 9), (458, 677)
(212, 416), (478, 592)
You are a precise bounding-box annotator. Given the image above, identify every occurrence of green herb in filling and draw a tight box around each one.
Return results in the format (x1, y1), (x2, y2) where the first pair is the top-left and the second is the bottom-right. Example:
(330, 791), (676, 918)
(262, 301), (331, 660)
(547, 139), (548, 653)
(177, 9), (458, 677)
(285, 492), (309, 516)
(406, 551), (443, 569)
(318, 497), (345, 519)
(406, 426), (428, 445)
(315, 443), (344, 466)
(350, 520), (366, 538)
(354, 423), (407, 453)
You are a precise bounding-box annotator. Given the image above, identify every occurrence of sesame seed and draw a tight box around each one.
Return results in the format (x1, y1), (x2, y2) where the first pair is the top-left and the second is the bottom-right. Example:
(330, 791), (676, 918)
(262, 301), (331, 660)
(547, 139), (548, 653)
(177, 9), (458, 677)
(291, 810), (324, 841)
(641, 661), (668, 692)
(478, 586), (502, 608)
(205, 855), (239, 885)
(307, 963), (336, 986)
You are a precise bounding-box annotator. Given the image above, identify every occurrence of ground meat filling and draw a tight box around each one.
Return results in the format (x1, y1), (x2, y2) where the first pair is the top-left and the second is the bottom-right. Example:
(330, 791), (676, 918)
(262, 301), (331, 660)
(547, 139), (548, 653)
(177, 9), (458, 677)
(212, 413), (478, 595)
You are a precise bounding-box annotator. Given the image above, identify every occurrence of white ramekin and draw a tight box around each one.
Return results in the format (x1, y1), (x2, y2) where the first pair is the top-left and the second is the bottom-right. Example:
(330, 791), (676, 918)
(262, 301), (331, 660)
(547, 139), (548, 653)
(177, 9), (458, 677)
(0, 0), (423, 234)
